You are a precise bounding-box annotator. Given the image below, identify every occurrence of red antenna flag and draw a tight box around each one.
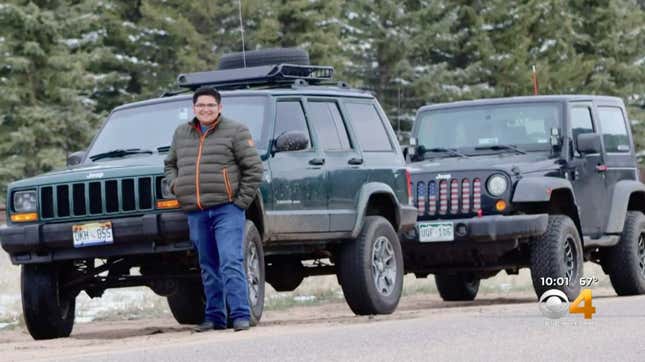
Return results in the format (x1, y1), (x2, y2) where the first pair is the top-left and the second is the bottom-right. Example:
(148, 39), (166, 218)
(531, 65), (539, 95)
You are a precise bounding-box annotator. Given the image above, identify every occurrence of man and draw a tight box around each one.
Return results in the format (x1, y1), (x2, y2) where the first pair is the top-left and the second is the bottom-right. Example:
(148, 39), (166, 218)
(164, 87), (263, 332)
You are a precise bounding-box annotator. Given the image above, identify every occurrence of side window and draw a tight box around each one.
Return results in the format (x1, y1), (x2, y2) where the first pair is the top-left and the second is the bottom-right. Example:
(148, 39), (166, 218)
(344, 102), (392, 152)
(307, 101), (351, 151)
(570, 107), (594, 156)
(274, 101), (312, 150)
(598, 107), (630, 153)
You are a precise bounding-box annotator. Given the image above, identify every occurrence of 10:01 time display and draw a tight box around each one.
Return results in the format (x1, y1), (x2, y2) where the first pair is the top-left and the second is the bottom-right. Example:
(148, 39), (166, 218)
(540, 277), (570, 287)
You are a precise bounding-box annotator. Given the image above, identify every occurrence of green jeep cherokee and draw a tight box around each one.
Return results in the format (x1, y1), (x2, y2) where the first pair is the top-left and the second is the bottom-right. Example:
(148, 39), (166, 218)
(0, 49), (416, 339)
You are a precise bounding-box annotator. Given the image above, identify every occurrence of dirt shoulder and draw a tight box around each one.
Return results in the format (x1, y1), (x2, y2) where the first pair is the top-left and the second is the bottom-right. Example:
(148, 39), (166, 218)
(0, 288), (618, 361)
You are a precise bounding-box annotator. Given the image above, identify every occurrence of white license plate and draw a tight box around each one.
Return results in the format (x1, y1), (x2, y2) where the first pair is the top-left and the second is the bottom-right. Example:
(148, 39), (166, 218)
(73, 221), (114, 248)
(417, 221), (454, 242)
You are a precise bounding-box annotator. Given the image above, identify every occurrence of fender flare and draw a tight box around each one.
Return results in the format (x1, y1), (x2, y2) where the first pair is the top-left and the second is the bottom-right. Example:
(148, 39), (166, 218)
(512, 177), (576, 203)
(351, 182), (402, 238)
(246, 190), (268, 240)
(605, 180), (645, 233)
(512, 177), (582, 236)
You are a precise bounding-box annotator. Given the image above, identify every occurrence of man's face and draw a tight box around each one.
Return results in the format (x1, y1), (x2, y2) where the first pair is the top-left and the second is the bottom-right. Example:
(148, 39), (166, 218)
(193, 95), (222, 125)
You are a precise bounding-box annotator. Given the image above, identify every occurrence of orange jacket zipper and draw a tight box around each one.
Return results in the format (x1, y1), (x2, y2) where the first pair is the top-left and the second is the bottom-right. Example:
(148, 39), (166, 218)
(194, 118), (220, 210)
(223, 167), (233, 202)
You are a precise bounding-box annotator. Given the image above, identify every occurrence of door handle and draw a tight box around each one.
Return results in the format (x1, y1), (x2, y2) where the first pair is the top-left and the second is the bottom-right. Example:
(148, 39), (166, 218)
(309, 158), (325, 166)
(348, 157), (364, 165)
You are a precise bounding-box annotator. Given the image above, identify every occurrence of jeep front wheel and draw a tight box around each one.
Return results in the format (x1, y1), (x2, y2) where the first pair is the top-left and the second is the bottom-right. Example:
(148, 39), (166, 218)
(167, 281), (205, 325)
(21, 263), (76, 340)
(244, 220), (265, 326)
(601, 211), (645, 295)
(337, 216), (403, 315)
(529, 214), (583, 300)
(435, 272), (480, 301)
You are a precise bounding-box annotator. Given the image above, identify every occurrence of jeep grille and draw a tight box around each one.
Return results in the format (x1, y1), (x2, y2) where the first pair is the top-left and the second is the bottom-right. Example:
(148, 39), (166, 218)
(40, 177), (155, 219)
(415, 177), (482, 216)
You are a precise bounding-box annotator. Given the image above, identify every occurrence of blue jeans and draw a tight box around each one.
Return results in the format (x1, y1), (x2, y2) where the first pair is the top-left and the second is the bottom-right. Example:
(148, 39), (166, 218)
(187, 203), (250, 327)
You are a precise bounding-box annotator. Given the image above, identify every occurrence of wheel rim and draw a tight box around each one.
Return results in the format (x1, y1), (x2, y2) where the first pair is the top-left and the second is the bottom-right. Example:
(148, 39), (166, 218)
(246, 241), (261, 307)
(371, 236), (397, 296)
(564, 235), (577, 280)
(638, 234), (645, 278)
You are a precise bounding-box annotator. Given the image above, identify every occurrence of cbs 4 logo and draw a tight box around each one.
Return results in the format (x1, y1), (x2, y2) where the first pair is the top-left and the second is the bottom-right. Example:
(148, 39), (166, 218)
(539, 289), (596, 319)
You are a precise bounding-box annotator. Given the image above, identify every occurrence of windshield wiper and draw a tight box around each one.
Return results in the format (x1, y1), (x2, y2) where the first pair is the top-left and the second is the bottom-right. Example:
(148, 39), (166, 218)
(89, 148), (154, 161)
(157, 146), (171, 153)
(420, 146), (469, 159)
(474, 144), (527, 154)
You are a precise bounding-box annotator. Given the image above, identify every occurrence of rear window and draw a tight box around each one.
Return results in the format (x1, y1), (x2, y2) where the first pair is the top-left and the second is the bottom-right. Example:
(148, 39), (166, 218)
(344, 102), (392, 152)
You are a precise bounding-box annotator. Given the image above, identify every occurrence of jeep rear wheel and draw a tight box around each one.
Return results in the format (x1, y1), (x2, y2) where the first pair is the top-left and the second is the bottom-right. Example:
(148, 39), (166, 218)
(530, 215), (583, 300)
(21, 263), (76, 340)
(601, 211), (645, 295)
(337, 216), (403, 315)
(167, 281), (205, 325)
(435, 272), (480, 301)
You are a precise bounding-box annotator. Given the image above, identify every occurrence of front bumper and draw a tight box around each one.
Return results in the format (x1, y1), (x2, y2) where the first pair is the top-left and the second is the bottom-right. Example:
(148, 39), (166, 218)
(402, 213), (549, 243)
(0, 212), (191, 264)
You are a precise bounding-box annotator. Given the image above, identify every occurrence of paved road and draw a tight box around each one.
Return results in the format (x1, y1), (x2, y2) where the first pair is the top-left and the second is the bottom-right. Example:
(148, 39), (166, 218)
(9, 292), (642, 362)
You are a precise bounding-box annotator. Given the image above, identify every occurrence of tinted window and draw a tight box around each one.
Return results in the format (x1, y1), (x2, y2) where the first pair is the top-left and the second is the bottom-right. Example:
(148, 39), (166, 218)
(345, 102), (392, 151)
(274, 101), (312, 149)
(308, 101), (351, 151)
(598, 107), (630, 153)
(570, 107), (595, 156)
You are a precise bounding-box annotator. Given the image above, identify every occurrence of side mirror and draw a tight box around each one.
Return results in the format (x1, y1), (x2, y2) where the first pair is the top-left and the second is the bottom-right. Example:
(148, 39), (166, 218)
(576, 133), (602, 155)
(67, 150), (86, 167)
(273, 131), (309, 153)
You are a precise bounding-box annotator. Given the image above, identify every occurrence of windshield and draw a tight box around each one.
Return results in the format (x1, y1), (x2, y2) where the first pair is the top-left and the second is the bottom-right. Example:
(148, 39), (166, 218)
(87, 95), (269, 160)
(416, 102), (561, 153)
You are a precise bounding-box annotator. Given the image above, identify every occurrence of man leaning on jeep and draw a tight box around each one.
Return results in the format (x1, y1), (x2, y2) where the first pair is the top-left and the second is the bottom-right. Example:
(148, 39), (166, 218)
(164, 87), (263, 332)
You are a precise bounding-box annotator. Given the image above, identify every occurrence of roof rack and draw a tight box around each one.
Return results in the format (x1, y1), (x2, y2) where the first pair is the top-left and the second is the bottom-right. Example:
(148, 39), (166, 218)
(176, 64), (334, 91)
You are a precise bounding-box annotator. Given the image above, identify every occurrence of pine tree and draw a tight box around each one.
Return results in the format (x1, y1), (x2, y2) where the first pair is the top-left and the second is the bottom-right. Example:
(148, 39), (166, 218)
(0, 1), (100, 201)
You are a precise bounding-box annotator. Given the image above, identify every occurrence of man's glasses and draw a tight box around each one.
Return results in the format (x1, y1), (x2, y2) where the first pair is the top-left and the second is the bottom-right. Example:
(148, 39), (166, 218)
(194, 103), (218, 109)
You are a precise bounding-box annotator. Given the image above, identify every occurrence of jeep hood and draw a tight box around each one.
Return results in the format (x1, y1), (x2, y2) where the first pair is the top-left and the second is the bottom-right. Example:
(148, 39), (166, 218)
(407, 153), (560, 176)
(8, 155), (166, 190)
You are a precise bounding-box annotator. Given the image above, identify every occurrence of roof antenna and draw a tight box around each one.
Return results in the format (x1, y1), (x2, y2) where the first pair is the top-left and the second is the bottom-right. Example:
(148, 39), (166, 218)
(531, 65), (539, 95)
(238, 0), (247, 68)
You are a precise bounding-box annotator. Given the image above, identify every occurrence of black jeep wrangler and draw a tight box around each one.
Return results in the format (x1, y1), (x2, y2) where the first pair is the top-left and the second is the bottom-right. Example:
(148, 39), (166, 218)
(0, 48), (416, 339)
(402, 95), (645, 301)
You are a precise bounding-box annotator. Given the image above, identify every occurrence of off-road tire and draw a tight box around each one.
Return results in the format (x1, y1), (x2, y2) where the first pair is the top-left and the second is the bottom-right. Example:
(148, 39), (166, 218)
(218, 48), (310, 70)
(244, 220), (265, 326)
(167, 281), (205, 325)
(601, 211), (645, 295)
(530, 215), (583, 300)
(21, 263), (76, 340)
(435, 272), (480, 301)
(337, 216), (404, 315)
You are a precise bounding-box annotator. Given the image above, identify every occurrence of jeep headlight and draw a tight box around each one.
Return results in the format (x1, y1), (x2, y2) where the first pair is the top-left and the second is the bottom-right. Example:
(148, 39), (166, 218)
(13, 190), (38, 212)
(486, 174), (508, 196)
(160, 178), (174, 199)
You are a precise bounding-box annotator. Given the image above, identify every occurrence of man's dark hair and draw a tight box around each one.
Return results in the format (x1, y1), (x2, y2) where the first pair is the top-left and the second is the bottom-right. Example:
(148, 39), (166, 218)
(192, 87), (221, 104)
